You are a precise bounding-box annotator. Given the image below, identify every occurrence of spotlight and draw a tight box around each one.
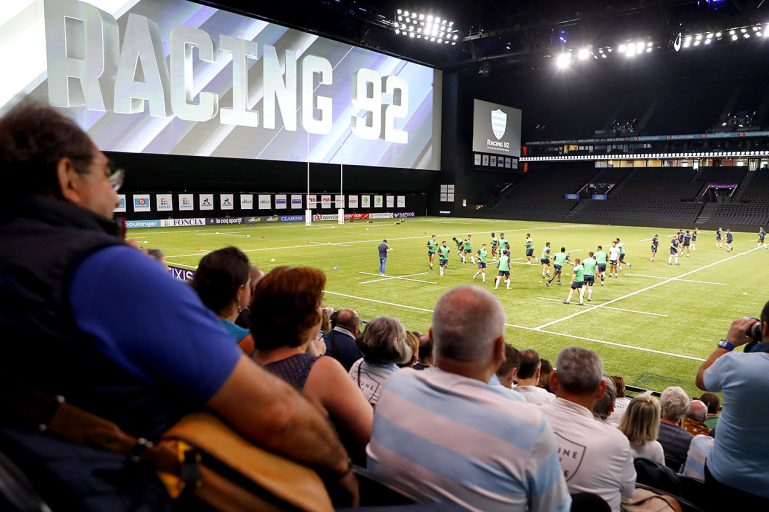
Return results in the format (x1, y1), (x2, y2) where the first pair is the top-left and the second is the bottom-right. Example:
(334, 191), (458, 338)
(618, 44), (626, 53)
(555, 52), (571, 69)
(577, 48), (590, 60)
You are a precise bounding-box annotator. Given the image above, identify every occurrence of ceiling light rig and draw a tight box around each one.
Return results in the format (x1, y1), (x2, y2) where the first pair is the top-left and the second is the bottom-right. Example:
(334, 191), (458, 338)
(552, 39), (654, 69)
(675, 23), (768, 51)
(394, 9), (458, 45)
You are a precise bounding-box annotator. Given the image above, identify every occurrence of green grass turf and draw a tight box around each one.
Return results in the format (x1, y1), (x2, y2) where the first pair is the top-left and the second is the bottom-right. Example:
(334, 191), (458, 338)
(128, 217), (768, 397)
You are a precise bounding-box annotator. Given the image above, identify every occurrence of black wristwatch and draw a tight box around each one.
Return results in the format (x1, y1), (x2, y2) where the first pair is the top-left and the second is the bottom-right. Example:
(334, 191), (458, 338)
(717, 339), (735, 351)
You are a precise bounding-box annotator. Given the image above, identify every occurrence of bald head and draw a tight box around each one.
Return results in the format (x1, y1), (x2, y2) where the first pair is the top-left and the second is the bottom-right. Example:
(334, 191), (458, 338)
(335, 309), (361, 332)
(686, 399), (708, 422)
(432, 286), (505, 363)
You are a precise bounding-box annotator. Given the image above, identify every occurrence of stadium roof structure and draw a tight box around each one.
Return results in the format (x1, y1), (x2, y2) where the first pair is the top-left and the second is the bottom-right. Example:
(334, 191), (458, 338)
(203, 0), (769, 75)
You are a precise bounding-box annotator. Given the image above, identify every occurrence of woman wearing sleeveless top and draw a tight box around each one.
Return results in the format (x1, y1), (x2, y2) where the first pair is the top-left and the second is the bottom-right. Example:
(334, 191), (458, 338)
(250, 266), (372, 463)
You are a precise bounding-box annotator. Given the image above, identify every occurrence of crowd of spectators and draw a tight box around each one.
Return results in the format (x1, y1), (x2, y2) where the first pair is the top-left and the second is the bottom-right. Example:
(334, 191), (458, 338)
(1, 103), (768, 511)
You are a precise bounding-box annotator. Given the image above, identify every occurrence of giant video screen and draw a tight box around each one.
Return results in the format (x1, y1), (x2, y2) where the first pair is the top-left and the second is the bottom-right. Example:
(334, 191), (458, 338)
(472, 98), (521, 158)
(0, 0), (442, 170)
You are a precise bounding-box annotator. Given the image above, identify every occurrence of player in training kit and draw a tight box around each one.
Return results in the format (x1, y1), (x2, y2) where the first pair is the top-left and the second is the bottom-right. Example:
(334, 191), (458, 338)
(691, 228), (698, 251)
(546, 247), (569, 287)
(616, 238), (632, 270)
(490, 232), (499, 259)
(464, 235), (475, 264)
(563, 258), (585, 305)
(668, 236), (680, 265)
(525, 234), (534, 264)
(594, 245), (608, 286)
(725, 229), (734, 252)
(757, 227), (766, 249)
(677, 230), (685, 256)
(582, 252), (597, 302)
(426, 234), (438, 269)
(495, 250), (511, 289)
(609, 242), (620, 278)
(716, 227), (723, 248)
(541, 242), (552, 278)
(650, 234), (659, 262)
(438, 241), (450, 276)
(683, 230), (692, 256)
(453, 237), (465, 263)
(473, 244), (488, 283)
(499, 233), (508, 256)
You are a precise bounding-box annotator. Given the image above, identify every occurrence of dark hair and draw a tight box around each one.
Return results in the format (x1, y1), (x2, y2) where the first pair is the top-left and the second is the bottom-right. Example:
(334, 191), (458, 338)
(496, 344), (520, 377)
(0, 102), (94, 197)
(538, 359), (553, 391)
(517, 349), (541, 380)
(147, 248), (165, 261)
(191, 247), (250, 316)
(699, 392), (720, 414)
(418, 335), (434, 363)
(611, 375), (627, 398)
(762, 299), (769, 324)
(250, 266), (325, 349)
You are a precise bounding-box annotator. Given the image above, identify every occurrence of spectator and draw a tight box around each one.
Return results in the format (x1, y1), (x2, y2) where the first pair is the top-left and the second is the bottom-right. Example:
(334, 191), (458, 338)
(191, 246), (255, 354)
(250, 267), (373, 463)
(0, 103), (356, 510)
(146, 248), (168, 269)
(413, 332), (434, 370)
(681, 435), (715, 483)
(399, 331), (420, 367)
(538, 358), (553, 392)
(492, 344), (520, 389)
(695, 314), (769, 508)
(320, 306), (334, 335)
(657, 386), (693, 472)
(367, 286), (570, 511)
(681, 399), (711, 436)
(234, 265), (265, 329)
(515, 349), (555, 405)
(350, 317), (411, 407)
(607, 375), (631, 426)
(542, 347), (636, 511)
(698, 391), (720, 431)
(593, 376), (617, 422)
(617, 394), (665, 465)
(323, 309), (363, 372)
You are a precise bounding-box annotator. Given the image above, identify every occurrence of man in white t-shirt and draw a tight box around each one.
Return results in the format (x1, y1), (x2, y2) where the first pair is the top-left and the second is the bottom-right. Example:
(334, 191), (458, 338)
(514, 349), (555, 405)
(542, 347), (636, 511)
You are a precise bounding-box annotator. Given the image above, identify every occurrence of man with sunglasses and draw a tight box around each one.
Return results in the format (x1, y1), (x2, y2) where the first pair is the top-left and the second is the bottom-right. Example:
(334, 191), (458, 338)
(0, 103), (356, 510)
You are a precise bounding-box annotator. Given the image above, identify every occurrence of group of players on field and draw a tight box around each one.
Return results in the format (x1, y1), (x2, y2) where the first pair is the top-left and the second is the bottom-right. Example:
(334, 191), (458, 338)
(425, 226), (767, 305)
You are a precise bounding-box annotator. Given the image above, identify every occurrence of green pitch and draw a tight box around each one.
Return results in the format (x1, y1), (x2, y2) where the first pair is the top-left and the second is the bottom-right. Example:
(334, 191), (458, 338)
(129, 217), (768, 397)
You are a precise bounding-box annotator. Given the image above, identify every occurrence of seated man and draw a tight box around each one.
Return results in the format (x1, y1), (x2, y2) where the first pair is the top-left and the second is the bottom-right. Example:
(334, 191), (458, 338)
(368, 286), (570, 512)
(514, 349), (556, 405)
(681, 399), (711, 436)
(0, 103), (355, 510)
(698, 391), (720, 431)
(542, 347), (636, 511)
(657, 386), (693, 472)
(323, 309), (363, 371)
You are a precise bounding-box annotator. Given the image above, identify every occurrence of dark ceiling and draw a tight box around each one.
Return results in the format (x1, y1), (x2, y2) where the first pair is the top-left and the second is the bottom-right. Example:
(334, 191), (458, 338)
(199, 0), (769, 76)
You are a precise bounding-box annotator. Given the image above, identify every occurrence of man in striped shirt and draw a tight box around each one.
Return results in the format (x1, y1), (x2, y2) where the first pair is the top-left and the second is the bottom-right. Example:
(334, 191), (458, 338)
(367, 286), (571, 512)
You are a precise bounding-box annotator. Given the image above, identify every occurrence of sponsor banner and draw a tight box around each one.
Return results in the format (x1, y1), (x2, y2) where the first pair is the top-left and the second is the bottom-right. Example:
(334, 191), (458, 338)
(244, 217), (262, 224)
(161, 218), (206, 227)
(220, 194), (234, 210)
(258, 194), (271, 210)
(397, 195), (405, 208)
(374, 195), (383, 208)
(708, 183), (738, 189)
(156, 193), (173, 211)
(307, 195), (317, 209)
(275, 194), (287, 210)
(265, 215), (279, 222)
(168, 265), (196, 282)
(199, 194), (214, 211)
(125, 219), (161, 228)
(344, 213), (370, 220)
(393, 212), (415, 218)
(386, 195), (394, 208)
(564, 193), (580, 200)
(240, 194), (254, 210)
(313, 214), (338, 221)
(115, 194), (127, 213)
(179, 194), (194, 211)
(207, 217), (243, 225)
(348, 195), (359, 208)
(280, 215), (304, 222)
(591, 194), (608, 200)
(334, 195), (344, 208)
(291, 195), (303, 209)
(361, 195), (370, 208)
(321, 194), (332, 209)
(133, 194), (151, 212)
(370, 212), (393, 219)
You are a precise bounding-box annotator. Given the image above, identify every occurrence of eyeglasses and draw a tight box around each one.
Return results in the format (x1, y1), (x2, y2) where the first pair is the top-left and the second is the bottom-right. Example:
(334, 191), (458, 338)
(107, 160), (125, 192)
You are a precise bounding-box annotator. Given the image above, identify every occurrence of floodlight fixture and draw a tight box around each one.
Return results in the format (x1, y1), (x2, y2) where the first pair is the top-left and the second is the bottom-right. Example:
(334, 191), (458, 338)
(577, 48), (590, 60)
(555, 52), (572, 69)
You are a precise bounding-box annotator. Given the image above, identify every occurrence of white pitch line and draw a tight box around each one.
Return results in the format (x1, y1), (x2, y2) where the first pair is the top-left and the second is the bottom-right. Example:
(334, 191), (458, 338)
(534, 246), (761, 330)
(310, 241), (352, 247)
(537, 297), (668, 317)
(323, 290), (703, 361)
(358, 271), (436, 285)
(626, 273), (726, 286)
(194, 232), (248, 237)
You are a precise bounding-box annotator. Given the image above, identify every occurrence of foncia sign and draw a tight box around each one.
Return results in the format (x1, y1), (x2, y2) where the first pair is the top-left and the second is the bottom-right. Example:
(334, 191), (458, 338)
(44, 0), (412, 142)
